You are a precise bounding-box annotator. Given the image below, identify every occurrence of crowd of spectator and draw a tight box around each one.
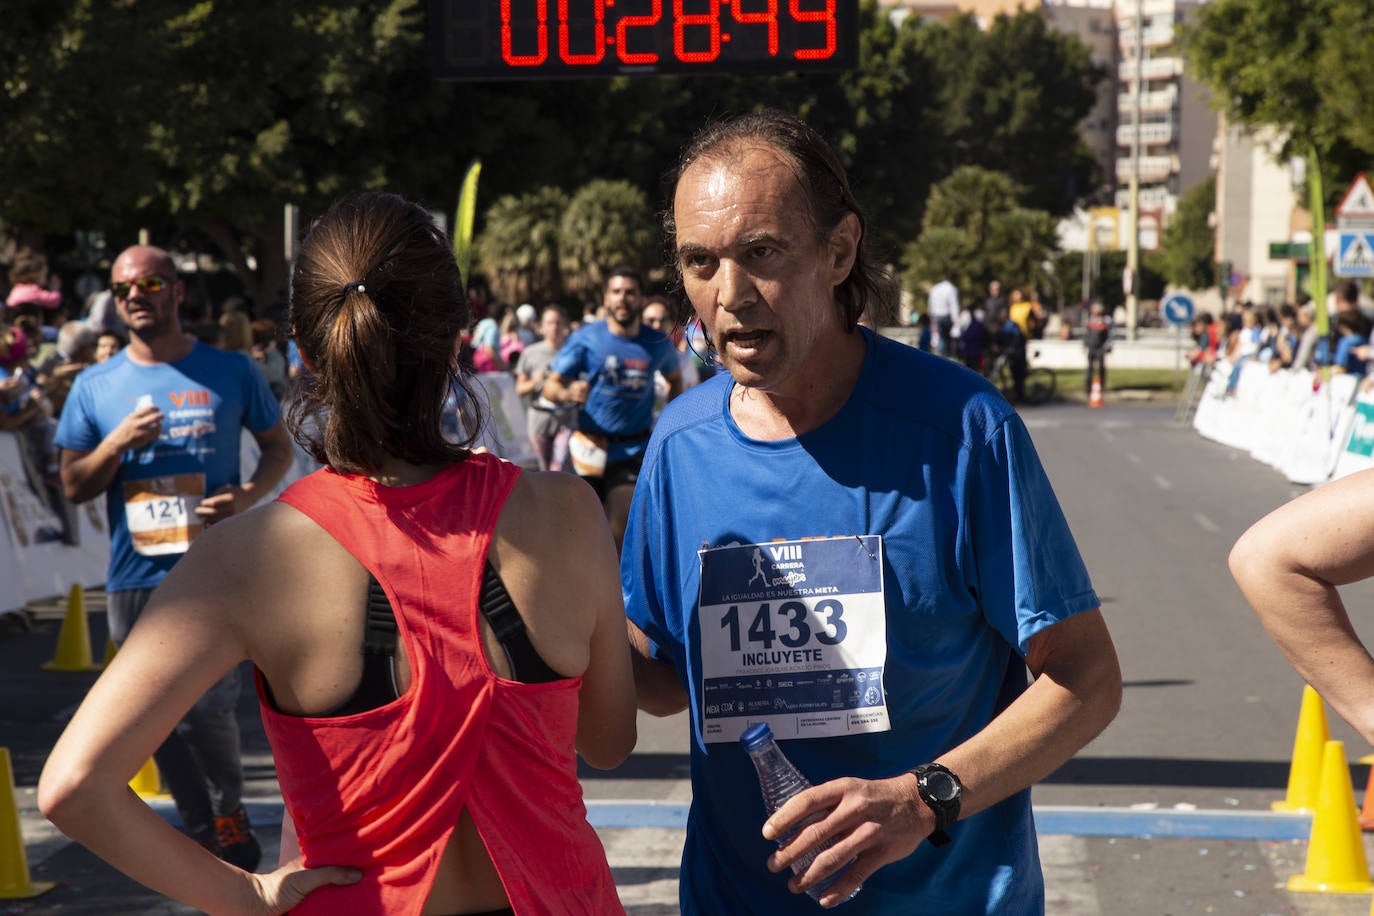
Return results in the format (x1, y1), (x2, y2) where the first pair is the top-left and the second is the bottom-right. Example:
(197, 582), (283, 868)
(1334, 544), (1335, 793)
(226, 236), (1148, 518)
(0, 248), (301, 541)
(1186, 281), (1373, 393)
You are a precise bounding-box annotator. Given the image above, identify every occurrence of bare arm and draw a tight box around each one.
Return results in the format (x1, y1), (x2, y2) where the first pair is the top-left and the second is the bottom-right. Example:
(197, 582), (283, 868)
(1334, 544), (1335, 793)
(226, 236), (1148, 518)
(628, 620), (689, 716)
(495, 472), (637, 769)
(513, 367), (545, 398)
(1230, 469), (1374, 742)
(766, 609), (1121, 906)
(38, 518), (360, 913)
(60, 405), (162, 503)
(0, 399), (42, 432)
(244, 422), (294, 501)
(542, 372), (589, 407)
(662, 369), (684, 404)
(195, 422), (294, 524)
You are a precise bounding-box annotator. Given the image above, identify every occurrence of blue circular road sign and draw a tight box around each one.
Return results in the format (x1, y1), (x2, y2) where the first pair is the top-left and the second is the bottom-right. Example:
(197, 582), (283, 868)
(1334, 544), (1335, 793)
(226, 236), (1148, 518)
(1162, 293), (1196, 326)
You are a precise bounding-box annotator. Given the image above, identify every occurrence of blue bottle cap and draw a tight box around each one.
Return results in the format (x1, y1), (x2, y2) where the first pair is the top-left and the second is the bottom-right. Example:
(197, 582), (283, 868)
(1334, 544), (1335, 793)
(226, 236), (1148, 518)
(740, 722), (774, 751)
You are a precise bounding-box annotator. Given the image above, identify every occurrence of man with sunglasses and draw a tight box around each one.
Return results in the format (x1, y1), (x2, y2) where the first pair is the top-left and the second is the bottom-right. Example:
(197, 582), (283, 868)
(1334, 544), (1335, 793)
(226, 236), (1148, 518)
(54, 245), (293, 872)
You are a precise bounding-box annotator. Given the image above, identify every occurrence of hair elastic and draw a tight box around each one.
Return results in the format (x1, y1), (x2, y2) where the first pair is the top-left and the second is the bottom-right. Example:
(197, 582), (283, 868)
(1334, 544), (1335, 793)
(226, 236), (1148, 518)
(344, 280), (367, 296)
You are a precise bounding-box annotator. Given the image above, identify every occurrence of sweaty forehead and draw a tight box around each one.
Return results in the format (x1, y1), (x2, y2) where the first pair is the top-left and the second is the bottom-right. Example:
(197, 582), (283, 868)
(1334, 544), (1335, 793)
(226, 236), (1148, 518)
(675, 146), (807, 243)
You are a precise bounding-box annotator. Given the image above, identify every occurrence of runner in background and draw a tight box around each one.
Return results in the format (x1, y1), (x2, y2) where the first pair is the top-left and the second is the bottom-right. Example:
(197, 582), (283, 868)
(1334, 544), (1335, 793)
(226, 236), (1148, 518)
(543, 268), (681, 550)
(53, 244), (293, 869)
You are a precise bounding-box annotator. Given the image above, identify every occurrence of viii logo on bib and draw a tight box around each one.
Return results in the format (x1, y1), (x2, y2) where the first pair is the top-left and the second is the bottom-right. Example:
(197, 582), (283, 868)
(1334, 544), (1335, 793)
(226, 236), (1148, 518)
(697, 535), (888, 743)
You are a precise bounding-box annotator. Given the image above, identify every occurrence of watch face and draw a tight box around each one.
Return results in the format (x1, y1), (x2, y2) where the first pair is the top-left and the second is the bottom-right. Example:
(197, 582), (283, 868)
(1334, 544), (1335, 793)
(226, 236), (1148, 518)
(925, 770), (959, 803)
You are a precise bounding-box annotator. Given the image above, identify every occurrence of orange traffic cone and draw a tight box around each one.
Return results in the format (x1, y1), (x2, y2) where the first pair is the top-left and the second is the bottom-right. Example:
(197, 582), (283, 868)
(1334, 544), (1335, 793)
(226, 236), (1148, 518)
(0, 748), (55, 899)
(41, 584), (99, 672)
(1288, 740), (1373, 893)
(1275, 685), (1331, 813)
(1360, 763), (1374, 830)
(1087, 373), (1104, 408)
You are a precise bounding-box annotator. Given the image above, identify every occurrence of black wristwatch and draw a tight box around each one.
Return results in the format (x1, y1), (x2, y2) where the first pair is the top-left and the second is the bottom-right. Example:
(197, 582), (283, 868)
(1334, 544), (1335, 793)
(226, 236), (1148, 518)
(910, 762), (962, 847)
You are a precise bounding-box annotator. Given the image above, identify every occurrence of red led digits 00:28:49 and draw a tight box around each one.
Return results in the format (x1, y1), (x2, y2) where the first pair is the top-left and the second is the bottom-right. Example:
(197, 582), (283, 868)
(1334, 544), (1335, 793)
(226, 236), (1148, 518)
(498, 0), (838, 68)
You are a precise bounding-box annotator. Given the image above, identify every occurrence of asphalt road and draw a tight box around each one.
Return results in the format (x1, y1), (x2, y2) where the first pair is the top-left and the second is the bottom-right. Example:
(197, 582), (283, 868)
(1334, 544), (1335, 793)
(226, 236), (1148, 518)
(9, 399), (1374, 914)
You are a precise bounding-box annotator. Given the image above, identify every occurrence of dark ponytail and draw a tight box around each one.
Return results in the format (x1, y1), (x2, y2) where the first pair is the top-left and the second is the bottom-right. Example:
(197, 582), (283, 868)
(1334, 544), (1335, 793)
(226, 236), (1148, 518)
(286, 192), (480, 475)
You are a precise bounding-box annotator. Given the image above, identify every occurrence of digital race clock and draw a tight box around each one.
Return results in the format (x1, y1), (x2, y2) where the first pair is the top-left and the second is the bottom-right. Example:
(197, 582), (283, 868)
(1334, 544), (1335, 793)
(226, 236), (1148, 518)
(429, 1), (859, 80)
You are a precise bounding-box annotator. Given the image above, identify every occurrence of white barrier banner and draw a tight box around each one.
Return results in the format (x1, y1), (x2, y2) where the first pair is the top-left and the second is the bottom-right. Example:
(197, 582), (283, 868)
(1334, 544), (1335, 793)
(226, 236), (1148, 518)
(471, 372), (538, 468)
(0, 432), (110, 613)
(1279, 373), (1359, 485)
(1331, 390), (1374, 480)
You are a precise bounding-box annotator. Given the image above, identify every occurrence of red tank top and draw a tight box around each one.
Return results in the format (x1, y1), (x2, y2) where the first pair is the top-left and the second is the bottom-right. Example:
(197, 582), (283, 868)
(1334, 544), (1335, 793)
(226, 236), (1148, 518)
(257, 454), (623, 915)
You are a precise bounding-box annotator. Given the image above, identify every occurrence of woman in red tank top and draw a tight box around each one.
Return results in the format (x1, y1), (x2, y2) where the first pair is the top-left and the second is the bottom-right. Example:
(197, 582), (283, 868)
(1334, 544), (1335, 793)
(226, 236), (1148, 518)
(40, 193), (637, 915)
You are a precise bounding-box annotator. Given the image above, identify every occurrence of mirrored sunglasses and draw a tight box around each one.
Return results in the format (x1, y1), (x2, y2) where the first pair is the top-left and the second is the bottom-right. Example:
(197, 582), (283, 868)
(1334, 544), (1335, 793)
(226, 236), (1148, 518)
(111, 275), (169, 299)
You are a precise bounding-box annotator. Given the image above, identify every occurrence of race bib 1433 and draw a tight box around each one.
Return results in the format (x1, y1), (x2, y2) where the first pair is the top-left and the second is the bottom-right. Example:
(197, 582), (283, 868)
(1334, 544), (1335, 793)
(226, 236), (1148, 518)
(696, 535), (889, 743)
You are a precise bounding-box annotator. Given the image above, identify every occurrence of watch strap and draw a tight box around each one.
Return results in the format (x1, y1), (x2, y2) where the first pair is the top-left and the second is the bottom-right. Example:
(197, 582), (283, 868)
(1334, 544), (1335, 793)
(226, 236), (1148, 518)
(910, 762), (962, 839)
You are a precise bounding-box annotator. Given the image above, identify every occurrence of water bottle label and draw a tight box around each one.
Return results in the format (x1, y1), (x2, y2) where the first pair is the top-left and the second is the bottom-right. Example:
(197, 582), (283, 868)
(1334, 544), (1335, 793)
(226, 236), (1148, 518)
(697, 535), (890, 743)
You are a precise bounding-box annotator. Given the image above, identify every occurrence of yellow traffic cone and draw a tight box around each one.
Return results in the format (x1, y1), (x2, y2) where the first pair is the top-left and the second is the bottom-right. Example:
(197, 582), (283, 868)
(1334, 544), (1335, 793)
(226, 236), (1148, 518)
(1289, 741), (1374, 893)
(129, 757), (171, 801)
(1274, 685), (1330, 813)
(41, 584), (98, 672)
(0, 748), (55, 899)
(1088, 374), (1104, 408)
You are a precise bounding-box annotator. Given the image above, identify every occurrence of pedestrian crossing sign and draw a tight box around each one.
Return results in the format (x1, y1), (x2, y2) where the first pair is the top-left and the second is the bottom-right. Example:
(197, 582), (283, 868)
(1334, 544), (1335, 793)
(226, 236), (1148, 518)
(1336, 232), (1374, 277)
(1337, 173), (1374, 218)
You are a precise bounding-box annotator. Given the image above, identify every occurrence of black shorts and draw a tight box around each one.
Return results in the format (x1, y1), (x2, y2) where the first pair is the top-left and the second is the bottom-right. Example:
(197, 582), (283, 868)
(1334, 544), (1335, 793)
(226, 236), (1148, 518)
(580, 454), (644, 501)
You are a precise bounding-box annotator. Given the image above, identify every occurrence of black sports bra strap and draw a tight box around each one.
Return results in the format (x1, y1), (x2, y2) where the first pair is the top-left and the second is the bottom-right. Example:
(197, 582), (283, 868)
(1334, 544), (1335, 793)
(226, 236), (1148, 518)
(479, 562), (562, 684)
(286, 561), (563, 720)
(363, 576), (398, 655)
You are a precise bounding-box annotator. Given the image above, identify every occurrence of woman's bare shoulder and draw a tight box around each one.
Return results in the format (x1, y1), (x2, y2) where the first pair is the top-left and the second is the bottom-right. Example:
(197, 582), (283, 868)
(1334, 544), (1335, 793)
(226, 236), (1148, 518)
(497, 470), (608, 554)
(163, 502), (358, 609)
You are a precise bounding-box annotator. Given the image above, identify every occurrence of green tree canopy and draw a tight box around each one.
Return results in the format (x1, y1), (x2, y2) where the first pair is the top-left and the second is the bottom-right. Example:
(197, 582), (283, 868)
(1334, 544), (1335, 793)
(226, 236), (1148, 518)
(474, 187), (568, 306)
(1183, 0), (1370, 202)
(559, 180), (658, 301)
(1160, 176), (1216, 290)
(903, 167), (1058, 302)
(1, 1), (1105, 307)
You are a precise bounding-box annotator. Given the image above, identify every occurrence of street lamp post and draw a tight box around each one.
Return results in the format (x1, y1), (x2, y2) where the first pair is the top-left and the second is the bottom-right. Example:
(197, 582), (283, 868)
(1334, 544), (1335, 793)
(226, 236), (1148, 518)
(1125, 0), (1143, 342)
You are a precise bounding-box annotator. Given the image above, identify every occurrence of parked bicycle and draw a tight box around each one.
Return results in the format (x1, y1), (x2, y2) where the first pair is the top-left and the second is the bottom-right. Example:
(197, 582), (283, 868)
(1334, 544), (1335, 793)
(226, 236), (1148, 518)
(984, 346), (1057, 406)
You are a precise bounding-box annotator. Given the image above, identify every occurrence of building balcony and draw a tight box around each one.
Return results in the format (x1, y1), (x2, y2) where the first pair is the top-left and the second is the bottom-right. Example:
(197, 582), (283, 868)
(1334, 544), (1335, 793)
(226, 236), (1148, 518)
(1118, 56), (1183, 81)
(1116, 121), (1176, 147)
(1115, 186), (1175, 210)
(1119, 25), (1177, 49)
(1117, 86), (1177, 114)
(1116, 155), (1175, 183)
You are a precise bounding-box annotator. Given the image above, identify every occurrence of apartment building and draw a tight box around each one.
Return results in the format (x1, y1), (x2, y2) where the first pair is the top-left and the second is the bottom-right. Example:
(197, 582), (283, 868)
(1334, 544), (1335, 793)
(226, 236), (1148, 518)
(1211, 121), (1304, 306)
(1113, 0), (1214, 225)
(882, 0), (1218, 252)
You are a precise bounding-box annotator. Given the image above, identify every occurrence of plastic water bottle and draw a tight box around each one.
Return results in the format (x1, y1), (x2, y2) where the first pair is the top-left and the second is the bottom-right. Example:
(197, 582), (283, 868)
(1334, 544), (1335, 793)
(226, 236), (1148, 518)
(741, 722), (860, 906)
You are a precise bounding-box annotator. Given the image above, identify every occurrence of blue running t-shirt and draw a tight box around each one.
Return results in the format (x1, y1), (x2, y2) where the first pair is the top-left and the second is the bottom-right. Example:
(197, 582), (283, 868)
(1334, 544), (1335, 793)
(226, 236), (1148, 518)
(622, 328), (1099, 915)
(55, 343), (280, 591)
(550, 320), (679, 462)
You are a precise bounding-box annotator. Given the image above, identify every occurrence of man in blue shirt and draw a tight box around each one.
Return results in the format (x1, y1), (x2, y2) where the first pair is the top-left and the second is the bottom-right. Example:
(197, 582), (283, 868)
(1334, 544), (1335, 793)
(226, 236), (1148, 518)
(543, 267), (681, 549)
(56, 245), (293, 871)
(623, 110), (1122, 914)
